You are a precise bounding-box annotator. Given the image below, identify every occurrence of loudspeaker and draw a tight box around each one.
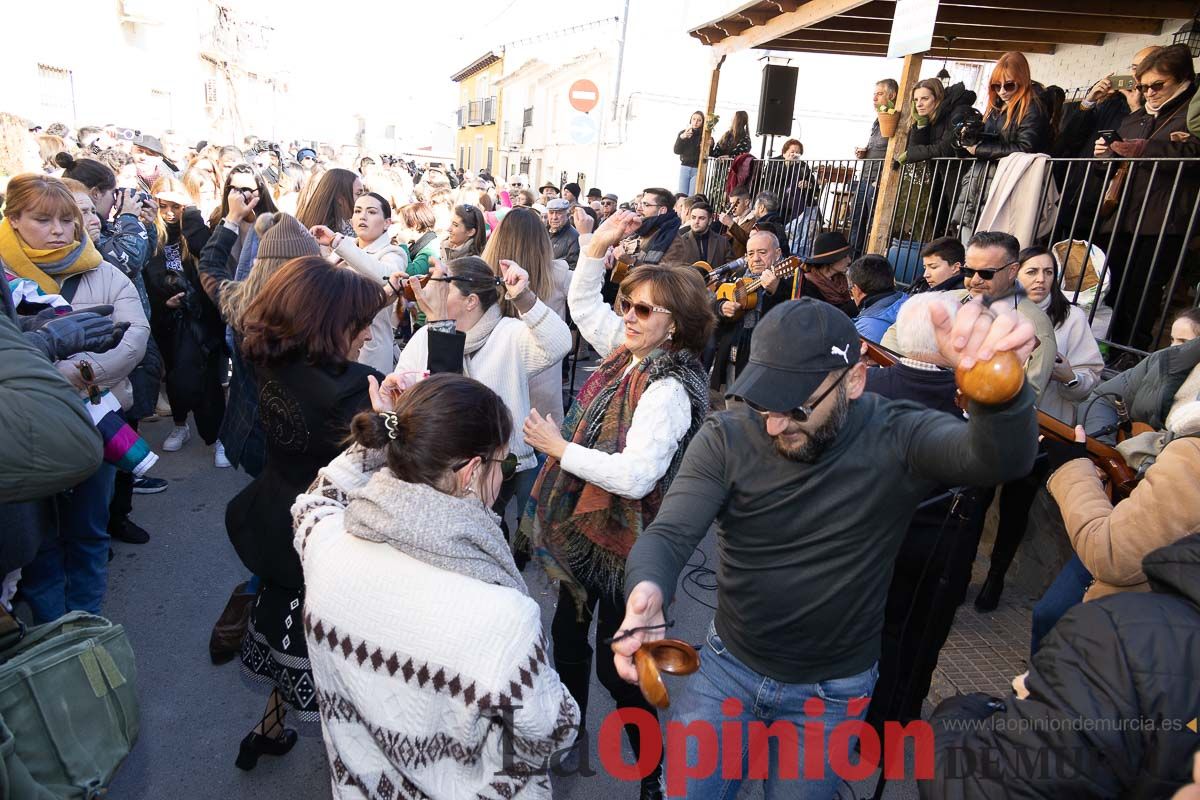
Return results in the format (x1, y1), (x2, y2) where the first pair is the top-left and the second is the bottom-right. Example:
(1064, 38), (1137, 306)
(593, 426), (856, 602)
(757, 64), (798, 136)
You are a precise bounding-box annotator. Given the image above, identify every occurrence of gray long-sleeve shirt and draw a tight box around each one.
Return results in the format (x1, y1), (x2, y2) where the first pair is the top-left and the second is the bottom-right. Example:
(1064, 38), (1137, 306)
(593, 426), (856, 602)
(624, 387), (1038, 683)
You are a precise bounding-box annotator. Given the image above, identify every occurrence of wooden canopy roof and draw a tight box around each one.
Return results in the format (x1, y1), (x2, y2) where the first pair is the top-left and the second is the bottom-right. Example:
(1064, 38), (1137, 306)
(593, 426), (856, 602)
(689, 0), (1187, 59)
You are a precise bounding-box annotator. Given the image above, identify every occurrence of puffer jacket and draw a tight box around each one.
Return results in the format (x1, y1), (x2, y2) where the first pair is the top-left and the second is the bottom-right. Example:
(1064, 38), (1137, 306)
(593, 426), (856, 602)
(854, 290), (908, 343)
(53, 261), (150, 411)
(974, 90), (1052, 160)
(98, 213), (155, 319)
(1103, 82), (1200, 237)
(922, 533), (1200, 798)
(905, 82), (978, 162)
(1049, 437), (1200, 600)
(1081, 335), (1200, 436)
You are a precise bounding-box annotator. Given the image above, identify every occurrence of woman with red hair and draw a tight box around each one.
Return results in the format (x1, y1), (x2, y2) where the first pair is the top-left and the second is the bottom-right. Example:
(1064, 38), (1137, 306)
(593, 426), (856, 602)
(964, 51), (1051, 159)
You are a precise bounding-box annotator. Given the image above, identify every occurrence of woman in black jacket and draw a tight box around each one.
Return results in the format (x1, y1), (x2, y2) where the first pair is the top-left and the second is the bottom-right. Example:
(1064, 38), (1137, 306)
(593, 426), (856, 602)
(901, 79), (977, 237)
(965, 52), (1051, 160)
(710, 110), (752, 158)
(1094, 44), (1200, 352)
(144, 178), (224, 464)
(228, 257), (384, 770)
(674, 111), (704, 195)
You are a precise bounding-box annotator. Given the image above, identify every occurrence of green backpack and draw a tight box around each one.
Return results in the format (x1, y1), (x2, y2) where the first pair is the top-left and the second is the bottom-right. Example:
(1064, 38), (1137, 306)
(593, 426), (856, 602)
(0, 612), (139, 799)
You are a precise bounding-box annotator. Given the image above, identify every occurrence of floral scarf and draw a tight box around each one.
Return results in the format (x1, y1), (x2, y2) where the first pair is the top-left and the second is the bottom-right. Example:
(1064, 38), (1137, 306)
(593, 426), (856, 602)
(517, 345), (709, 616)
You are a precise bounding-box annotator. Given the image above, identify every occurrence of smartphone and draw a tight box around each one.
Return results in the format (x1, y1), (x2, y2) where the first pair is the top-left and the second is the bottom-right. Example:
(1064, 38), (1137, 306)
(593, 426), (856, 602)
(1097, 130), (1123, 144)
(1109, 74), (1135, 91)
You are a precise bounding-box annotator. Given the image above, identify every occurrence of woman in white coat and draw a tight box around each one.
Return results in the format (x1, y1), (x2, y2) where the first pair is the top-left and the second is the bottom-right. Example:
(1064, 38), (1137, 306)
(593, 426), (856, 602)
(310, 192), (408, 374)
(394, 255), (570, 535)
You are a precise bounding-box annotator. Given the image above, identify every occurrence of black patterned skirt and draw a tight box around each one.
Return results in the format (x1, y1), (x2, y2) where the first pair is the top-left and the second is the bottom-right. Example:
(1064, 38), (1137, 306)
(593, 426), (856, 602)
(239, 580), (320, 726)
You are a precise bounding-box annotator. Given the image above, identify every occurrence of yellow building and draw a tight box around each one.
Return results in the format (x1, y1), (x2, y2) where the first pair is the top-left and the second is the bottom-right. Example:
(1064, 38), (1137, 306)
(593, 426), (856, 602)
(452, 50), (504, 175)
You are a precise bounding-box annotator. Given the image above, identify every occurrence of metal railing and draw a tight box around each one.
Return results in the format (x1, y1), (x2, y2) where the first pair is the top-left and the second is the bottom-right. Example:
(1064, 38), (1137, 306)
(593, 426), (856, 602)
(701, 155), (1200, 358)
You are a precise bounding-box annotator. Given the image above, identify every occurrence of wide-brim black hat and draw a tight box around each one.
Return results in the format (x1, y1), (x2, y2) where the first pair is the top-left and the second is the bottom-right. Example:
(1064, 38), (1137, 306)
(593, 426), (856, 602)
(805, 231), (852, 265)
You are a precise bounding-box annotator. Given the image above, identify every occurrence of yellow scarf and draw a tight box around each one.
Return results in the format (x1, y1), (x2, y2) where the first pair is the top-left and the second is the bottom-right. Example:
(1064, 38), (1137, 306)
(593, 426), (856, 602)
(0, 218), (103, 295)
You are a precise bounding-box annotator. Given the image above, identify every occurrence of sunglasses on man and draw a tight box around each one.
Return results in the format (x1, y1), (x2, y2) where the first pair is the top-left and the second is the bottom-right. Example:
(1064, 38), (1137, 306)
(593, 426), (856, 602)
(741, 367), (851, 424)
(962, 261), (1017, 281)
(618, 297), (671, 320)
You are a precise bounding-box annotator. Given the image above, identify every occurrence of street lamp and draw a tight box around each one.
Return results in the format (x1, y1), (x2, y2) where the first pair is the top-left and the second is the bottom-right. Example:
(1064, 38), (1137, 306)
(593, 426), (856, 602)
(1173, 15), (1200, 57)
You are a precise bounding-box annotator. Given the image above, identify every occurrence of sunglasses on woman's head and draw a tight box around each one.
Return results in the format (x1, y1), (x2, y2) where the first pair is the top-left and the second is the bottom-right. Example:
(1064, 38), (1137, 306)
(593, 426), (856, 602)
(454, 452), (518, 481)
(741, 367), (851, 424)
(990, 81), (1018, 93)
(1136, 80), (1167, 94)
(618, 297), (671, 320)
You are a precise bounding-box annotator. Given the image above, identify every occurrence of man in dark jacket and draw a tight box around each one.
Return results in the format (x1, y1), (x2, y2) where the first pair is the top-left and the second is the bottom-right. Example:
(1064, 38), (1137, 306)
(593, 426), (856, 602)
(615, 296), (1039, 797)
(676, 202), (732, 268)
(545, 198), (580, 268)
(923, 533), (1200, 798)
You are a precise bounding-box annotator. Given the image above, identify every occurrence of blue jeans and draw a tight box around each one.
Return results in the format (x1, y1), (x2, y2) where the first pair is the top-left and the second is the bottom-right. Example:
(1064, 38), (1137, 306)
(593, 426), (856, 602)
(21, 464), (116, 624)
(668, 621), (878, 799)
(1031, 554), (1093, 655)
(679, 165), (699, 195)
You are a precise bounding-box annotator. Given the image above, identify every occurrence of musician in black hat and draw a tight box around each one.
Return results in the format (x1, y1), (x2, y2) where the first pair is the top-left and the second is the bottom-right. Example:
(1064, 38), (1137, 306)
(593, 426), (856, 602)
(796, 230), (857, 316)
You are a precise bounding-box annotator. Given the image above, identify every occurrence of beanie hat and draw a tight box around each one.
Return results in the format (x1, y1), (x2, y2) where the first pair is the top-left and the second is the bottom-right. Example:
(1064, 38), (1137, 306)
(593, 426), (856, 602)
(254, 213), (320, 270)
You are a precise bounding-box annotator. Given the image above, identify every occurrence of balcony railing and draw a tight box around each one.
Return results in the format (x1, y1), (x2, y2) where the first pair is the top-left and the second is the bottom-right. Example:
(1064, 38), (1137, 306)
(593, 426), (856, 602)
(702, 154), (1200, 360)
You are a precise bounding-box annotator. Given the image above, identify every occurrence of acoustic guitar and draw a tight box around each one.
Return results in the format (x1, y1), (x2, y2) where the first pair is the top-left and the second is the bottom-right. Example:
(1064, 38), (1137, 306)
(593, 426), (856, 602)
(714, 256), (802, 320)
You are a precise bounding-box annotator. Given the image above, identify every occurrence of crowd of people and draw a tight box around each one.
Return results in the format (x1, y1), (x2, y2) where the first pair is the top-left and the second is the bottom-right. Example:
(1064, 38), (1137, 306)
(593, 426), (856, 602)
(0, 39), (1198, 800)
(684, 45), (1200, 359)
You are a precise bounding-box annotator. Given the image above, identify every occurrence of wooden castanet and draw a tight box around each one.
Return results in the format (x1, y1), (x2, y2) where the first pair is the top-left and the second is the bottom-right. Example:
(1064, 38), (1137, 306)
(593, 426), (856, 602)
(954, 350), (1024, 405)
(396, 273), (429, 303)
(610, 252), (636, 285)
(631, 639), (700, 709)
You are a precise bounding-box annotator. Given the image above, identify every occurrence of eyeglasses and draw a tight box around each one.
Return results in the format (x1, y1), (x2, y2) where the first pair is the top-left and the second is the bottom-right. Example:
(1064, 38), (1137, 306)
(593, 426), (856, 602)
(990, 81), (1018, 93)
(618, 297), (672, 320)
(742, 367), (851, 423)
(454, 452), (518, 481)
(1136, 80), (1168, 94)
(962, 261), (1017, 280)
(637, 201), (660, 209)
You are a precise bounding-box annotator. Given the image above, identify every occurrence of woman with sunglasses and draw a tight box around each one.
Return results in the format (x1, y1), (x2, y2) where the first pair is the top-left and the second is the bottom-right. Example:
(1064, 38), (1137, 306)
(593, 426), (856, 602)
(226, 257), (385, 771)
(963, 52), (1050, 160)
(518, 209), (714, 798)
(1093, 43), (1199, 352)
(292, 373), (579, 798)
(393, 255), (571, 537)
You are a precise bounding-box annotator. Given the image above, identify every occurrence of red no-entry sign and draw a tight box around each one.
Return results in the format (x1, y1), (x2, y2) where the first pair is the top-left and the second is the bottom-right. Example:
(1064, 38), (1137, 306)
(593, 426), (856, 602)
(569, 79), (600, 113)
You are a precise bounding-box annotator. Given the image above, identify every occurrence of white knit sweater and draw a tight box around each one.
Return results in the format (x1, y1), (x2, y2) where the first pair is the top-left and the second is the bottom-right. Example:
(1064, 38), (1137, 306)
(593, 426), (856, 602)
(394, 299), (570, 471)
(334, 234), (409, 375)
(293, 449), (579, 800)
(563, 256), (693, 499)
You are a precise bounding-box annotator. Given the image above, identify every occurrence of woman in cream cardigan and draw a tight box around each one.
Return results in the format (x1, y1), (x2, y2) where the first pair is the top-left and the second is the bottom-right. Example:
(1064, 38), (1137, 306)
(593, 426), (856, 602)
(293, 373), (579, 799)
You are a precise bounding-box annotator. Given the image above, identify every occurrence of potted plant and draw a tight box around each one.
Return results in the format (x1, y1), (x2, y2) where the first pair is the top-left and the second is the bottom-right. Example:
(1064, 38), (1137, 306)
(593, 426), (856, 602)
(877, 100), (899, 138)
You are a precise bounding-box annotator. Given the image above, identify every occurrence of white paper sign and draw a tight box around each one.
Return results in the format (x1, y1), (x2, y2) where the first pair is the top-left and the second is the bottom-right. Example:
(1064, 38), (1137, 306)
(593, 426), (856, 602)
(888, 0), (940, 59)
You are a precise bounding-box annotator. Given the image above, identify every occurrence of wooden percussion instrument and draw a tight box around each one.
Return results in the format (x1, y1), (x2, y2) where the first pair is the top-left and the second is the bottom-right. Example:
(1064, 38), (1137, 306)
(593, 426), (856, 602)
(631, 639), (700, 709)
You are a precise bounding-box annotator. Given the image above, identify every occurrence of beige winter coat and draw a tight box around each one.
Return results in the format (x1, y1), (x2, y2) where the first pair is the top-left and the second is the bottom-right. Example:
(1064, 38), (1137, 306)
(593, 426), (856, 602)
(1048, 438), (1200, 601)
(55, 261), (150, 411)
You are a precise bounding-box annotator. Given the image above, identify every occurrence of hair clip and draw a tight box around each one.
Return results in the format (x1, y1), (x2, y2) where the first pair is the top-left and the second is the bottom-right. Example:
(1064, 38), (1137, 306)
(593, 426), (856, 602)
(381, 411), (400, 440)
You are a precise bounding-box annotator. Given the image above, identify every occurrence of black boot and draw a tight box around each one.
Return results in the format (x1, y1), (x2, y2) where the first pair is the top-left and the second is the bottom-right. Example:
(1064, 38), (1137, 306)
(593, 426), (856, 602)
(974, 572), (1005, 612)
(639, 767), (664, 800)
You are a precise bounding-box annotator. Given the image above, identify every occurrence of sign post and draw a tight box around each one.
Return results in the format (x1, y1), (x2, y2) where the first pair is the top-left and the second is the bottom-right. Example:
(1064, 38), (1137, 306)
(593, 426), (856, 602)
(569, 80), (600, 113)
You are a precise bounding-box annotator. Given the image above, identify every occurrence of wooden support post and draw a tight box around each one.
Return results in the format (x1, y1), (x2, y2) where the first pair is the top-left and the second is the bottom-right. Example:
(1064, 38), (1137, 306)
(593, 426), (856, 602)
(867, 52), (922, 256)
(696, 55), (726, 196)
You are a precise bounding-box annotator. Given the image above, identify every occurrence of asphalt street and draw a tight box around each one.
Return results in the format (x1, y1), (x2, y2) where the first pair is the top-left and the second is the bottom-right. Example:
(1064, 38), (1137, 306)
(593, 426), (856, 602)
(88, 413), (916, 800)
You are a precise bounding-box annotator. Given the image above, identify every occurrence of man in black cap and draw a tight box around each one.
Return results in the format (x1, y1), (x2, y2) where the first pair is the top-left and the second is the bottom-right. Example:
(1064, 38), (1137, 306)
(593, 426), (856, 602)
(599, 192), (619, 222)
(562, 182), (582, 205)
(587, 187), (603, 204)
(613, 296), (1039, 797)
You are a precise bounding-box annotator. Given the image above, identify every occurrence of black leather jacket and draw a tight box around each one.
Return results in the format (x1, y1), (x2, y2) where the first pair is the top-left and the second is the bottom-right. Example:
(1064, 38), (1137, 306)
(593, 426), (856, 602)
(974, 90), (1052, 160)
(906, 82), (978, 162)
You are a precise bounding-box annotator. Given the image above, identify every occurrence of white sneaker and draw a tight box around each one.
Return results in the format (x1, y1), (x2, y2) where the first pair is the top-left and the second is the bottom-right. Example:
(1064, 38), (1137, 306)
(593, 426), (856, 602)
(214, 442), (231, 469)
(162, 425), (191, 452)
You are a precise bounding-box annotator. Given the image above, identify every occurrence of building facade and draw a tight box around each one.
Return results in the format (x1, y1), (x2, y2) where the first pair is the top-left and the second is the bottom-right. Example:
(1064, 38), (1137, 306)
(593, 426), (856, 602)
(452, 51), (505, 175)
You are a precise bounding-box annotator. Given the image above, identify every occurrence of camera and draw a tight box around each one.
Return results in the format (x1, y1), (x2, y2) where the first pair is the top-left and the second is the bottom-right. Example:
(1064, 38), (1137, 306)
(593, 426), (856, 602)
(954, 108), (998, 149)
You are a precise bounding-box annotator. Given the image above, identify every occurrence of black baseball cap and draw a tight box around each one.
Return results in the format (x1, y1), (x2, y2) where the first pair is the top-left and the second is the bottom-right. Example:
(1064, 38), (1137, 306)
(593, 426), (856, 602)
(727, 298), (860, 411)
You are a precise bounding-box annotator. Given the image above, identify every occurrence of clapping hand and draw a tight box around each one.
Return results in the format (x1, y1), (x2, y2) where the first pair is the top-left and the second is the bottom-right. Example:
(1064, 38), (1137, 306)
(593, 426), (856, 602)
(587, 210), (642, 258)
(309, 224), (337, 247)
